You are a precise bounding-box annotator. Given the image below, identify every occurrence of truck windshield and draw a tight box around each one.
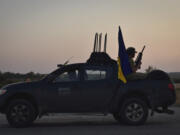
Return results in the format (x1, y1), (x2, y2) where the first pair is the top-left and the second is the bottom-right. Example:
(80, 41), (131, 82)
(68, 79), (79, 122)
(43, 66), (66, 82)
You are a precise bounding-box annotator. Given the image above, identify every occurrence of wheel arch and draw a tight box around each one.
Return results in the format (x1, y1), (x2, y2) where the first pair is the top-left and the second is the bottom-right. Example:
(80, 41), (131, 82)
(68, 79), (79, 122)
(118, 91), (151, 109)
(4, 92), (39, 114)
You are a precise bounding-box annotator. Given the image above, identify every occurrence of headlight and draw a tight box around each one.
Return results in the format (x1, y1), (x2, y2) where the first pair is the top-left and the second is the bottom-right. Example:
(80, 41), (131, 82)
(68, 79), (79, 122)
(0, 89), (7, 95)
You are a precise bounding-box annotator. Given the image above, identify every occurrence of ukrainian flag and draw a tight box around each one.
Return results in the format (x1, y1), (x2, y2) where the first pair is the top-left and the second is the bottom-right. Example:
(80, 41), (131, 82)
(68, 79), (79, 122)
(117, 26), (132, 83)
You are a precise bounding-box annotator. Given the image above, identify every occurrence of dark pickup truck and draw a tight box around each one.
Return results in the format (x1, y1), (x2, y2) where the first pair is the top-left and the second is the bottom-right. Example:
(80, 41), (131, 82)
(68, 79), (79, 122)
(0, 52), (176, 128)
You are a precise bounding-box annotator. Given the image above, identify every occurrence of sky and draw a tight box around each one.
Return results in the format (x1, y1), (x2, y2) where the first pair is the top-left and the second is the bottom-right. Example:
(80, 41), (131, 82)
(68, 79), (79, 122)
(0, 0), (180, 73)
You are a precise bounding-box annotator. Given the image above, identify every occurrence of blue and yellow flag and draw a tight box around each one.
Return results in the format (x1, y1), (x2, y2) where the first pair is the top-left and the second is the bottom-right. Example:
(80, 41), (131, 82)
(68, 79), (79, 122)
(117, 26), (132, 83)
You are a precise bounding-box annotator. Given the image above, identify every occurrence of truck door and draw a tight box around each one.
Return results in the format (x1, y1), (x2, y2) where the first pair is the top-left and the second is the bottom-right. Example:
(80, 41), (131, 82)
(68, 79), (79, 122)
(44, 65), (83, 112)
(80, 65), (115, 112)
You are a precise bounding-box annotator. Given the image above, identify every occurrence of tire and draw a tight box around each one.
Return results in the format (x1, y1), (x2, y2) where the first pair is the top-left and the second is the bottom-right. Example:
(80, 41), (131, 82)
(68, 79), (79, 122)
(119, 98), (148, 125)
(6, 99), (36, 128)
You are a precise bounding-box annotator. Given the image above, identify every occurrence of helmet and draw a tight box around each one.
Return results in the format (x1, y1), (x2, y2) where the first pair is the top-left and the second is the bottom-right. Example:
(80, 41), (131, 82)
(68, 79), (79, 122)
(126, 47), (137, 55)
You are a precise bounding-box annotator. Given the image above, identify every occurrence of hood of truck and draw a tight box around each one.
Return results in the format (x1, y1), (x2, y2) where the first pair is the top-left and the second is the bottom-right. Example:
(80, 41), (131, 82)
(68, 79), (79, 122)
(2, 81), (42, 92)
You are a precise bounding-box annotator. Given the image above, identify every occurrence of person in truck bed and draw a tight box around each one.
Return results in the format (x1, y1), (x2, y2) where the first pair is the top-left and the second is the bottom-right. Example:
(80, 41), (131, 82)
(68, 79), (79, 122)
(126, 47), (140, 73)
(126, 47), (146, 80)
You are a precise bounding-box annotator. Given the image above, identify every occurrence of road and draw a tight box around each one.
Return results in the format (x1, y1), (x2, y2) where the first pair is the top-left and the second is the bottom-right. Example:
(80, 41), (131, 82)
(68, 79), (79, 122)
(0, 107), (180, 135)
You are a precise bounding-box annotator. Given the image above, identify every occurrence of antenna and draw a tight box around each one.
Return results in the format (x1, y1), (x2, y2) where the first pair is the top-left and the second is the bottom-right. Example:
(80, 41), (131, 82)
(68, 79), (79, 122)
(93, 32), (107, 53)
(99, 33), (102, 52)
(57, 56), (73, 67)
(93, 33), (98, 52)
(104, 33), (107, 52)
(96, 33), (99, 52)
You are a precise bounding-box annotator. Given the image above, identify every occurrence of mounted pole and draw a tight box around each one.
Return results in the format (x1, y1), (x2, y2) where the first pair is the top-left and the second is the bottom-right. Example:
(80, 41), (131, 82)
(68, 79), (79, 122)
(96, 33), (99, 52)
(99, 33), (102, 52)
(93, 33), (99, 52)
(104, 33), (107, 52)
(93, 33), (97, 52)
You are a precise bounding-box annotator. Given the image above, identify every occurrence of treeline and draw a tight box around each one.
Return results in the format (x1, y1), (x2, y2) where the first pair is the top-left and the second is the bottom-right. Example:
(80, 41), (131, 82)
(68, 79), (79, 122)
(0, 71), (46, 88)
(0, 71), (180, 88)
(169, 72), (180, 83)
(172, 78), (180, 83)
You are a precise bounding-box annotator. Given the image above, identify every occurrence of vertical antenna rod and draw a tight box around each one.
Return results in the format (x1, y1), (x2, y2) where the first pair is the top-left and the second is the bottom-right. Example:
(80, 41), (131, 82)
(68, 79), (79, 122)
(96, 33), (99, 52)
(104, 33), (107, 52)
(99, 33), (102, 52)
(93, 33), (98, 52)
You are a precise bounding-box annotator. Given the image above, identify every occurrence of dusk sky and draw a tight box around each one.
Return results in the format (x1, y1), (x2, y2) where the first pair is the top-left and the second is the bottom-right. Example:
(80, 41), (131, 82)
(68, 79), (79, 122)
(0, 0), (179, 73)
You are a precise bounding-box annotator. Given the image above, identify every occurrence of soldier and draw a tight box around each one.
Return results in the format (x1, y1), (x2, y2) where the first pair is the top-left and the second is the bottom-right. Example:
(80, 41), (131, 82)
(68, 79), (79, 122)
(126, 47), (145, 80)
(126, 47), (141, 73)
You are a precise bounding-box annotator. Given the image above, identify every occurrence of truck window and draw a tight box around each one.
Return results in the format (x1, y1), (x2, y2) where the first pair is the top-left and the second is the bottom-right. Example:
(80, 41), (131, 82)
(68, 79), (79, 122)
(84, 69), (107, 80)
(53, 69), (79, 82)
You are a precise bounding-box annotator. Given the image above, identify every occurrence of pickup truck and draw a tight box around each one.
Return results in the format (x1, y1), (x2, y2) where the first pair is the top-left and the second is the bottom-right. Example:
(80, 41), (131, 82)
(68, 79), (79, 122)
(0, 52), (176, 128)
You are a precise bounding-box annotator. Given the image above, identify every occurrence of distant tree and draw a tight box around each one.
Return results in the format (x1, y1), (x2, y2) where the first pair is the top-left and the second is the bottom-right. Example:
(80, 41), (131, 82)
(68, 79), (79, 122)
(0, 71), (46, 88)
(145, 66), (156, 73)
(26, 72), (35, 78)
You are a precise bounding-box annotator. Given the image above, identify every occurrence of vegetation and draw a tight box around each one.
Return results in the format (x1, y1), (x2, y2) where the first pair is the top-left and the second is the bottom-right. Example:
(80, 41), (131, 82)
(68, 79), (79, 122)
(0, 71), (46, 88)
(171, 78), (180, 83)
(1, 66), (180, 88)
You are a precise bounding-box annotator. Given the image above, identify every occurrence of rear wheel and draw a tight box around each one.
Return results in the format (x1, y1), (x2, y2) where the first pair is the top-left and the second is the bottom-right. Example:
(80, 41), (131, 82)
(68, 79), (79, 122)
(116, 98), (148, 125)
(6, 99), (37, 128)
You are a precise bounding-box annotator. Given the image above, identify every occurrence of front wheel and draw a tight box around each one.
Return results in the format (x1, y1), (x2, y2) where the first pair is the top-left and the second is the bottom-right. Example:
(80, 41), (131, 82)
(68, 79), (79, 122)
(119, 98), (148, 125)
(6, 99), (36, 128)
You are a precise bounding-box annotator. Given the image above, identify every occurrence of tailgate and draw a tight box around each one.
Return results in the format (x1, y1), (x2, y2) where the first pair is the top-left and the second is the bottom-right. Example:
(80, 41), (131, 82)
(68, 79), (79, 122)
(150, 80), (176, 107)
